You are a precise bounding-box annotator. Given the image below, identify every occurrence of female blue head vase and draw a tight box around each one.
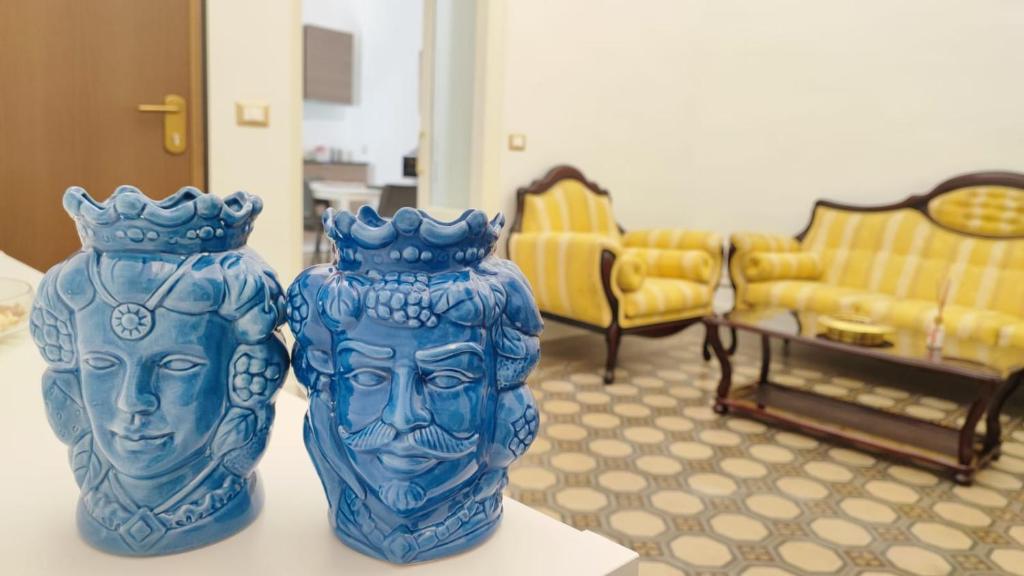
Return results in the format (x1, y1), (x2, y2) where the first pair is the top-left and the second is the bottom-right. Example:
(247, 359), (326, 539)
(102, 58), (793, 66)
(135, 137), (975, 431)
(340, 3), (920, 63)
(288, 206), (543, 563)
(30, 186), (289, 555)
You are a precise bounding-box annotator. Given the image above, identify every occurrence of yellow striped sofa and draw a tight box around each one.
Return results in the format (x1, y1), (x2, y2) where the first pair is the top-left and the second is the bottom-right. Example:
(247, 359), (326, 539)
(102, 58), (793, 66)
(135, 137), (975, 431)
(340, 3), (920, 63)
(730, 172), (1024, 351)
(508, 165), (724, 383)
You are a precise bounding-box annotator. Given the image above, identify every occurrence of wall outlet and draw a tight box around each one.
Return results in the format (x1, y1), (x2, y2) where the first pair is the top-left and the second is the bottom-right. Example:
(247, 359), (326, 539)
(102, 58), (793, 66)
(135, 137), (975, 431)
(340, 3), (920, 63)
(508, 133), (527, 151)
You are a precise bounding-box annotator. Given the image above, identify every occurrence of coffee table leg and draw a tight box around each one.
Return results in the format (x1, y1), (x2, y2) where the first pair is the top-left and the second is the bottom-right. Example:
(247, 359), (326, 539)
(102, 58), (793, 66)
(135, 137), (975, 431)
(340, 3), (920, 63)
(755, 335), (773, 408)
(983, 372), (1024, 459)
(758, 335), (772, 384)
(956, 381), (996, 485)
(726, 327), (739, 355)
(707, 321), (732, 415)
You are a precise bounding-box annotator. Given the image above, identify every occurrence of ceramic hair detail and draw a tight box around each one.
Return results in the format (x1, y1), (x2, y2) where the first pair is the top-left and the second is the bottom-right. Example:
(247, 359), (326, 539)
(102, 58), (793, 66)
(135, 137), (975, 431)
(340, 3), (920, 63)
(289, 206), (543, 563)
(30, 186), (288, 556)
(63, 185), (262, 254)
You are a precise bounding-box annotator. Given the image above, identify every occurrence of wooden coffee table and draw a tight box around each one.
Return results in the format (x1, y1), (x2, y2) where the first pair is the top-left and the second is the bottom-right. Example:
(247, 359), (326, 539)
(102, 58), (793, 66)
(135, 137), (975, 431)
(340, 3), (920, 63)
(705, 309), (1024, 485)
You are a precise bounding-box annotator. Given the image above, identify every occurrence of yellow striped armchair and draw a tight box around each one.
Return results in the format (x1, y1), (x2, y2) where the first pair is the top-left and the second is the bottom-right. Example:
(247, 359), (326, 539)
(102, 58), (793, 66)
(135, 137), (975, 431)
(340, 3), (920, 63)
(729, 171), (1024, 353)
(508, 165), (724, 383)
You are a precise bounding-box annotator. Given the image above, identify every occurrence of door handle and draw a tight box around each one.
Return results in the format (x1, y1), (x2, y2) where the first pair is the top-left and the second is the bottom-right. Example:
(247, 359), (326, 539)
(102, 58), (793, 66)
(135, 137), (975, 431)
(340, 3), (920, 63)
(137, 103), (182, 113)
(137, 94), (186, 155)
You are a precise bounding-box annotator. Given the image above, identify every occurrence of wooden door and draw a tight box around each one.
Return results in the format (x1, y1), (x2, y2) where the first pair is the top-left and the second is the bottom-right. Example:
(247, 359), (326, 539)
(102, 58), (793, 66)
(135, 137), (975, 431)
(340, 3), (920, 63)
(0, 0), (205, 271)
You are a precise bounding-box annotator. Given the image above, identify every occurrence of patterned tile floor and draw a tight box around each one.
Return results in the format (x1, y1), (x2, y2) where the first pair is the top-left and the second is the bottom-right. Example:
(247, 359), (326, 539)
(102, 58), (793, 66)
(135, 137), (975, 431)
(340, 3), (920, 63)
(505, 327), (1024, 576)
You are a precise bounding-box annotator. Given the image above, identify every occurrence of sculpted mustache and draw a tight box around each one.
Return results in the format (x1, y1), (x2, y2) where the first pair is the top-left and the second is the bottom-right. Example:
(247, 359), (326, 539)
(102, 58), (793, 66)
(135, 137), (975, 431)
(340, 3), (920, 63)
(339, 420), (478, 458)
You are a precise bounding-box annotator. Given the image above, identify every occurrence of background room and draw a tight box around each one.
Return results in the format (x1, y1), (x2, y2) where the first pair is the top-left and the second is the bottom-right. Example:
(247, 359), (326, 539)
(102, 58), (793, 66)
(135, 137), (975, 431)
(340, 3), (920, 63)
(301, 0), (422, 265)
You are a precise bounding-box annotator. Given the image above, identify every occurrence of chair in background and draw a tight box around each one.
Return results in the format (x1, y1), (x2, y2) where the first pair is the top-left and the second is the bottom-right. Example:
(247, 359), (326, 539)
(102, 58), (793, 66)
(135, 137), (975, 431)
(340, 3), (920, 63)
(507, 165), (724, 383)
(376, 184), (417, 217)
(303, 179), (330, 262)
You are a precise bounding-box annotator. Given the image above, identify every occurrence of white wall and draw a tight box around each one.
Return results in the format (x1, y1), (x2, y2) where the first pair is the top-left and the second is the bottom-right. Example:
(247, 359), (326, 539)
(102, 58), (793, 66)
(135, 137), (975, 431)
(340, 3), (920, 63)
(303, 0), (422, 186)
(206, 0), (303, 282)
(496, 0), (1024, 239)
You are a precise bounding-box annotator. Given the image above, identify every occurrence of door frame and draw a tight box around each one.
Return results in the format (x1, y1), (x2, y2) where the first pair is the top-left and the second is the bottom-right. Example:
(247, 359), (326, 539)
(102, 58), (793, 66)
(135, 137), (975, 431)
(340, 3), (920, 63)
(417, 0), (505, 219)
(189, 0), (208, 188)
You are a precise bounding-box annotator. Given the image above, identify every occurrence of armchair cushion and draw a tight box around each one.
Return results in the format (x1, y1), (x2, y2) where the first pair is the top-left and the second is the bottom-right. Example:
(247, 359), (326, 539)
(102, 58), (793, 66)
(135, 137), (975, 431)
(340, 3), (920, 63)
(509, 230), (717, 329)
(743, 252), (823, 282)
(614, 252), (647, 292)
(622, 278), (712, 325)
(624, 247), (713, 283)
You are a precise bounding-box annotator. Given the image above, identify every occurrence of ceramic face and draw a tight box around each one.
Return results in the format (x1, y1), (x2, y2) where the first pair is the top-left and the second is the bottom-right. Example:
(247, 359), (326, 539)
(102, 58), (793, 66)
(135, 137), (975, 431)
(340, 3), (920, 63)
(77, 307), (232, 479)
(336, 312), (494, 515)
(289, 206), (543, 563)
(30, 187), (289, 556)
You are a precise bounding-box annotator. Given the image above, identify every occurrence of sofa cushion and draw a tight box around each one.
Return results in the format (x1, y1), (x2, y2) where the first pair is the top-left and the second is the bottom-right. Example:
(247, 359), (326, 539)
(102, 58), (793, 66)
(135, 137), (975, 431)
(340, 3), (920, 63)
(744, 252), (823, 282)
(744, 280), (874, 314)
(855, 297), (1022, 346)
(799, 206), (1024, 319)
(746, 279), (1024, 347)
(622, 278), (711, 320)
(998, 323), (1024, 349)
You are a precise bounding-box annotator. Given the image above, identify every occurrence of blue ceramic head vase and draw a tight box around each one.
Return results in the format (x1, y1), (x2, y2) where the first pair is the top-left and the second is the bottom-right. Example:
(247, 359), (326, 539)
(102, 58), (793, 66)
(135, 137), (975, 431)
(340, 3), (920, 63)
(288, 206), (543, 563)
(29, 186), (289, 555)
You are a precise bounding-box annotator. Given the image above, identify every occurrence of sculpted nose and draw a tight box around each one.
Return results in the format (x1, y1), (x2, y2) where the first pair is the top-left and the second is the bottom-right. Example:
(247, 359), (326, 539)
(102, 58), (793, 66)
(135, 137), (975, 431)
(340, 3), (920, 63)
(382, 365), (431, 432)
(116, 363), (159, 415)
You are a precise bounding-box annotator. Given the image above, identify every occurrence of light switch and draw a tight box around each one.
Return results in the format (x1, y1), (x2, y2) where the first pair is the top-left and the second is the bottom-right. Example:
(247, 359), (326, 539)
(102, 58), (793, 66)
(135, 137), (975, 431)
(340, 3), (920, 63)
(508, 133), (526, 151)
(236, 101), (270, 127)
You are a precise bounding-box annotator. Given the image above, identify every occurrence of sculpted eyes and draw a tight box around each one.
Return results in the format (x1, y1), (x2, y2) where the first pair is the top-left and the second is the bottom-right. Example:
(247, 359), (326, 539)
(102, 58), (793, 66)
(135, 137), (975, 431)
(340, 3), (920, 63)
(83, 354), (119, 371)
(160, 355), (206, 373)
(426, 368), (476, 390)
(347, 367), (390, 388)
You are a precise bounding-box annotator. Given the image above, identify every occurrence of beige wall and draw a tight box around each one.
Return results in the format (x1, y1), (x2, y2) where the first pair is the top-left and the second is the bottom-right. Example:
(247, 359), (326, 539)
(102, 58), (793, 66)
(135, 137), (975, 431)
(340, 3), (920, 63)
(495, 0), (1024, 239)
(206, 0), (303, 282)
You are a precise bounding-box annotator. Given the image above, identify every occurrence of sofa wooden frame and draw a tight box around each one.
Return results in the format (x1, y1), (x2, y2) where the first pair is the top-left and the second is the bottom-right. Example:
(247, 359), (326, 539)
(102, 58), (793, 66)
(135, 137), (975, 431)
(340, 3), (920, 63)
(792, 171), (1024, 240)
(508, 165), (720, 384)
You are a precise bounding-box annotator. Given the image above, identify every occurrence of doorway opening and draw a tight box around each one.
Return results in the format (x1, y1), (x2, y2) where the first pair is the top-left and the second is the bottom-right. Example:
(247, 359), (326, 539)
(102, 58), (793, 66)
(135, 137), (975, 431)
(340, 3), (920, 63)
(301, 0), (423, 266)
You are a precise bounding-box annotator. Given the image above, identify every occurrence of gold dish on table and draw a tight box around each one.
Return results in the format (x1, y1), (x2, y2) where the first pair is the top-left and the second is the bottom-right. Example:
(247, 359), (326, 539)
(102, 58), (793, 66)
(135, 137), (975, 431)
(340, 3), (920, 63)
(819, 313), (893, 347)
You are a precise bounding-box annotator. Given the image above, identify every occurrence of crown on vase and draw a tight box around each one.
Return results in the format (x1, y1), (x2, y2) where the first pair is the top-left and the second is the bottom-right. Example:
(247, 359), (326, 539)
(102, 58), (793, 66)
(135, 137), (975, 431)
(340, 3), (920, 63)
(324, 205), (504, 272)
(63, 186), (262, 254)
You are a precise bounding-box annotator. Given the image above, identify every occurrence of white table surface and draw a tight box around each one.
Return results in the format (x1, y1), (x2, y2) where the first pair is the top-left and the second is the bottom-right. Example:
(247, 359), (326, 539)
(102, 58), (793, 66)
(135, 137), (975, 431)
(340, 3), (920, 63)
(0, 252), (638, 576)
(310, 180), (382, 212)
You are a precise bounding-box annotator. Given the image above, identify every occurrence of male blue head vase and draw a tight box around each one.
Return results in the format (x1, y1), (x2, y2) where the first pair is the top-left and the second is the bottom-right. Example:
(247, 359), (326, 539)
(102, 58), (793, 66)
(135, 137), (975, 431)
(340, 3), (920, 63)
(288, 206), (543, 563)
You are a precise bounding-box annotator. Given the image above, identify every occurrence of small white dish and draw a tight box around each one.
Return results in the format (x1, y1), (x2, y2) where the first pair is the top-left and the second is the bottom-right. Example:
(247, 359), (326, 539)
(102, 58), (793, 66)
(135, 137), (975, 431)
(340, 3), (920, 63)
(0, 278), (33, 339)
